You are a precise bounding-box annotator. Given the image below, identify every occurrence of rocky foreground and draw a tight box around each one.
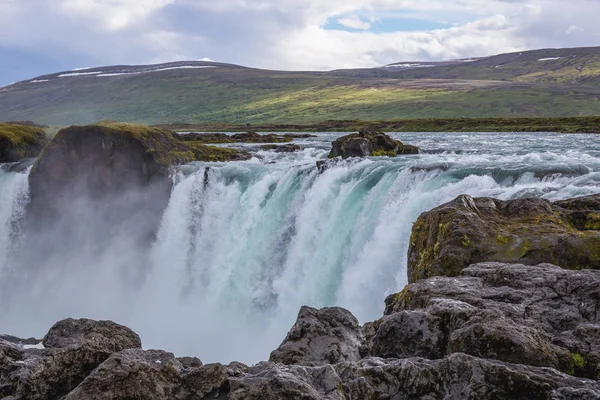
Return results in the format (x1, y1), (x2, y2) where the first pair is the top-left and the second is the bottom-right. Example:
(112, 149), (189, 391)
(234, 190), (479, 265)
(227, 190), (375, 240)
(2, 260), (599, 399)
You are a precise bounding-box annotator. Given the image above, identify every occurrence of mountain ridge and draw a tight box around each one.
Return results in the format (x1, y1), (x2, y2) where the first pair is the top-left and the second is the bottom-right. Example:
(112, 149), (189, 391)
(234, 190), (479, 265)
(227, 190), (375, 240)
(2, 46), (600, 126)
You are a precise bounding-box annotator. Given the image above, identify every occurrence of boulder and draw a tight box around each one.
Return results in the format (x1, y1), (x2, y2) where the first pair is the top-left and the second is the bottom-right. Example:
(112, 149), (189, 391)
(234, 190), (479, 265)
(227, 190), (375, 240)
(63, 349), (184, 400)
(335, 354), (600, 400)
(261, 144), (302, 153)
(0, 318), (141, 400)
(328, 129), (419, 159)
(0, 122), (48, 163)
(228, 355), (600, 400)
(229, 363), (344, 400)
(25, 122), (248, 247)
(269, 306), (365, 366)
(408, 194), (600, 283)
(376, 262), (600, 379)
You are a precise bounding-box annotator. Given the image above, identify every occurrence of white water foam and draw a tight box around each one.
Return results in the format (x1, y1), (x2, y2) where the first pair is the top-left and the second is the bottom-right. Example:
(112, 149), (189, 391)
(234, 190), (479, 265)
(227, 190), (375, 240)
(1, 132), (600, 364)
(0, 167), (30, 275)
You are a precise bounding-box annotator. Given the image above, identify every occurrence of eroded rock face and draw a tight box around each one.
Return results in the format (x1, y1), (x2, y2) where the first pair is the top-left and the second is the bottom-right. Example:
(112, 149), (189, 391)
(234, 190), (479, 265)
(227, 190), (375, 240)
(376, 262), (600, 379)
(408, 194), (600, 283)
(269, 306), (365, 366)
(328, 129), (419, 159)
(0, 122), (48, 163)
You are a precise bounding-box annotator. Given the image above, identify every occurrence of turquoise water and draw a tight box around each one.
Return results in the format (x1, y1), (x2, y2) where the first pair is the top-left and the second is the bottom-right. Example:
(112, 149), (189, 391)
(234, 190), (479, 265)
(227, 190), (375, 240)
(1, 132), (600, 363)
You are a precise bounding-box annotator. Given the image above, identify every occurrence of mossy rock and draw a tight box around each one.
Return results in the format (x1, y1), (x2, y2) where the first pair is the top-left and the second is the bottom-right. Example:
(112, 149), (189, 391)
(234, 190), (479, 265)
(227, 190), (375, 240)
(328, 129), (419, 159)
(408, 194), (600, 283)
(0, 122), (49, 163)
(27, 122), (248, 228)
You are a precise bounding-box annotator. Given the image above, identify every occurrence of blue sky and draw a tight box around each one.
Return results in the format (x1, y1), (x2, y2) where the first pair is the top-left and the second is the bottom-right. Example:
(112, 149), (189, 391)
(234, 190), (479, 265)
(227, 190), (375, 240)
(0, 0), (599, 86)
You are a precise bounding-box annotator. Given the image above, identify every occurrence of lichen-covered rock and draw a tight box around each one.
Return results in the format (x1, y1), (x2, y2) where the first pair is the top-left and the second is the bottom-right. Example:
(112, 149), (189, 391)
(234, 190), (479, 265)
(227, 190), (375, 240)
(64, 349), (184, 400)
(328, 129), (419, 159)
(0, 318), (141, 400)
(229, 362), (344, 400)
(269, 306), (365, 366)
(335, 354), (600, 400)
(228, 355), (600, 400)
(408, 194), (600, 283)
(261, 143), (302, 153)
(0, 122), (48, 163)
(378, 262), (600, 379)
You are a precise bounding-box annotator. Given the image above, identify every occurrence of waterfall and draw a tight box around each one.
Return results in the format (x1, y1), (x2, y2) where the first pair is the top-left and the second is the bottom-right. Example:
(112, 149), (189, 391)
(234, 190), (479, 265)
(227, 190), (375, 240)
(1, 132), (600, 364)
(0, 165), (30, 275)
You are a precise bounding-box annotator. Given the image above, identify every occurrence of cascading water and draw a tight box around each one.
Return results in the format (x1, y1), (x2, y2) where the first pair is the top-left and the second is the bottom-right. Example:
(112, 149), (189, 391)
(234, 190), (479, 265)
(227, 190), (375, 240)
(1, 132), (600, 364)
(0, 165), (30, 275)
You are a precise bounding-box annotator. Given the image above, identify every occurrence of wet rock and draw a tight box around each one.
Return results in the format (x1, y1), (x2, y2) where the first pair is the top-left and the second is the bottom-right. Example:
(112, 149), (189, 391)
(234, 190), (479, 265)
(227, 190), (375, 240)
(229, 362), (344, 400)
(269, 306), (365, 366)
(335, 353), (600, 400)
(0, 318), (141, 400)
(407, 194), (600, 283)
(182, 363), (231, 399)
(328, 129), (419, 159)
(64, 349), (184, 400)
(0, 122), (48, 163)
(261, 143), (302, 153)
(379, 262), (600, 379)
(25, 122), (249, 255)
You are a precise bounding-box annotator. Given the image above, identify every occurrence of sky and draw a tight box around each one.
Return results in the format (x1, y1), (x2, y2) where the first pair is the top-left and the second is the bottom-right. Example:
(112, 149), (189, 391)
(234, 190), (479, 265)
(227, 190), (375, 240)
(0, 0), (599, 85)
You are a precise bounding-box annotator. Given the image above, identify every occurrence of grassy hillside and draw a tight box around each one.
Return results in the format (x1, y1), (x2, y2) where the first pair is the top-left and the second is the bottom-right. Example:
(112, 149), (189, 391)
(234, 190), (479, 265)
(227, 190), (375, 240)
(2, 47), (600, 126)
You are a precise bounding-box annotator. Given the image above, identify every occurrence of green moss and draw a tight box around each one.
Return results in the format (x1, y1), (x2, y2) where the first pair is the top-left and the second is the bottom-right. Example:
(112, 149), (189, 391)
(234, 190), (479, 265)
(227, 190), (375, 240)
(572, 353), (586, 369)
(461, 234), (471, 248)
(0, 122), (48, 161)
(371, 149), (397, 157)
(584, 213), (600, 230)
(186, 141), (249, 162)
(496, 234), (510, 245)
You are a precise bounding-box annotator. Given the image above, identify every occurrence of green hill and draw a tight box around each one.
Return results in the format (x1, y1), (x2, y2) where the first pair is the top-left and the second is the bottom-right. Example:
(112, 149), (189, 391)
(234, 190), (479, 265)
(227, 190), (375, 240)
(2, 47), (600, 126)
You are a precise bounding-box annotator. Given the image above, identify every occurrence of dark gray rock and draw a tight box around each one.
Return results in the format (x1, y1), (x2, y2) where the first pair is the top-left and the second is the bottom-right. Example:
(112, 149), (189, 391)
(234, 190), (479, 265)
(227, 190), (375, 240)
(335, 353), (600, 400)
(328, 129), (419, 159)
(229, 362), (344, 400)
(64, 349), (184, 400)
(378, 262), (600, 379)
(0, 318), (141, 400)
(269, 306), (365, 366)
(408, 194), (600, 283)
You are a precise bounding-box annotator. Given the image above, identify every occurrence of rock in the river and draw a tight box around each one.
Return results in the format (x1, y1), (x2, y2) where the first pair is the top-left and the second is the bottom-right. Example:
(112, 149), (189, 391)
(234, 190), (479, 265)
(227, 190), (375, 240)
(328, 129), (419, 159)
(0, 318), (141, 400)
(0, 122), (48, 163)
(269, 306), (365, 366)
(26, 122), (248, 246)
(261, 143), (302, 153)
(408, 194), (600, 283)
(377, 262), (600, 379)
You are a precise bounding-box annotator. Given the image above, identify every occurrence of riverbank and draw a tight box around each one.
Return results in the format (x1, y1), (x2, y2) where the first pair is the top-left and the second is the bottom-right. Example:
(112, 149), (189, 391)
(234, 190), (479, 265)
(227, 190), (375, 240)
(155, 116), (600, 133)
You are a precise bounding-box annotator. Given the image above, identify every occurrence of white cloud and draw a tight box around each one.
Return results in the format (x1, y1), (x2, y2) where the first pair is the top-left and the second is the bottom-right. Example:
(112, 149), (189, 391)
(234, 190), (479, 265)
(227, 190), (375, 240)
(337, 15), (373, 30)
(1, 0), (600, 83)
